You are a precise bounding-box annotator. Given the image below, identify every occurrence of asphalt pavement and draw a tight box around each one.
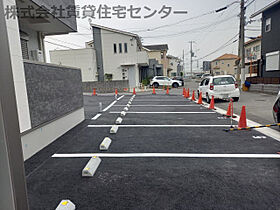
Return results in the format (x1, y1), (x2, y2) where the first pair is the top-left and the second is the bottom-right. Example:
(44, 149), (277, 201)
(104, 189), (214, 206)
(25, 90), (280, 210)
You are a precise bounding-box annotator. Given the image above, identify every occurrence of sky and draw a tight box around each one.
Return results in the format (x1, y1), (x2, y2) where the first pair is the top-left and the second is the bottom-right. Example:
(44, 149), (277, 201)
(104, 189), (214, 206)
(45, 0), (274, 72)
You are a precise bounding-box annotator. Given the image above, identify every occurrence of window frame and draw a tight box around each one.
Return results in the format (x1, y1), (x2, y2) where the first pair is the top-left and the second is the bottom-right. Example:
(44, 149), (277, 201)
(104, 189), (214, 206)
(265, 18), (271, 33)
(124, 43), (128, 53)
(119, 43), (122, 53)
(113, 43), (117, 54)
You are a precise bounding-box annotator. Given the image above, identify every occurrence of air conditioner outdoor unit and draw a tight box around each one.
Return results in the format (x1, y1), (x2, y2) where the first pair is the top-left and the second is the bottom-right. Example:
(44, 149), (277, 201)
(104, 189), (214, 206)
(30, 49), (44, 62)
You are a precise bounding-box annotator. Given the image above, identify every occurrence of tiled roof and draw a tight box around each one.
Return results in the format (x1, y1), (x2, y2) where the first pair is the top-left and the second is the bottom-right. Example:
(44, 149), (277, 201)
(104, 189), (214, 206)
(212, 54), (239, 61)
(143, 44), (169, 51)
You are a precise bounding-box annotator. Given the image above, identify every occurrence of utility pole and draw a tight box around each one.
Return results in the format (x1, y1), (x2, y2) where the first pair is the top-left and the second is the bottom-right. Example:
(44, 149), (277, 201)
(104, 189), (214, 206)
(182, 49), (185, 76)
(237, 0), (246, 87)
(189, 41), (194, 77)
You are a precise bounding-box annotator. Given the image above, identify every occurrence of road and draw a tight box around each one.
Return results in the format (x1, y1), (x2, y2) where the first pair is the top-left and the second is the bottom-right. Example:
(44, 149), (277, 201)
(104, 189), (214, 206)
(25, 90), (280, 209)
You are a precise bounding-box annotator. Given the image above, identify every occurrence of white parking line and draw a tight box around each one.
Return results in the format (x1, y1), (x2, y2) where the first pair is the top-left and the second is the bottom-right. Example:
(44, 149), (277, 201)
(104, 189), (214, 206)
(102, 100), (118, 112)
(117, 95), (125, 101)
(52, 153), (280, 159)
(87, 125), (231, 128)
(110, 112), (215, 114)
(91, 114), (102, 120)
(113, 105), (199, 107)
(133, 100), (188, 102)
(209, 104), (280, 142)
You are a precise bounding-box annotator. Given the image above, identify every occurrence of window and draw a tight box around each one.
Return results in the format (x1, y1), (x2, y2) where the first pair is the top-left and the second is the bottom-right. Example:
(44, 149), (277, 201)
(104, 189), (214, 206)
(200, 79), (205, 86)
(253, 45), (260, 52)
(113, 44), (117, 54)
(156, 77), (165, 80)
(265, 18), (271, 32)
(266, 51), (280, 71)
(213, 77), (235, 85)
(20, 39), (29, 60)
(161, 52), (164, 59)
(124, 43), (128, 53)
(246, 48), (251, 57)
(119, 43), (122, 53)
(205, 79), (210, 86)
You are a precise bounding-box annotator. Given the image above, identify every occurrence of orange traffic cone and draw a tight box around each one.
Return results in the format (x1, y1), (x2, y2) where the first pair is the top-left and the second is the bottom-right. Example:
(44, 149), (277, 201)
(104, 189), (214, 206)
(238, 106), (247, 128)
(133, 88), (136, 95)
(92, 88), (97, 96)
(186, 88), (190, 98)
(152, 86), (156, 95)
(197, 92), (203, 104)
(166, 86), (170, 95)
(191, 90), (195, 101)
(183, 88), (186, 96)
(209, 96), (215, 110)
(225, 100), (233, 117)
(115, 89), (118, 96)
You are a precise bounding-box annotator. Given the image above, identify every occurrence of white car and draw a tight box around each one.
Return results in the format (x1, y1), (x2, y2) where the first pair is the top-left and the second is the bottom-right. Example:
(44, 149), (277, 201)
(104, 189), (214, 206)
(150, 76), (182, 88)
(197, 75), (240, 103)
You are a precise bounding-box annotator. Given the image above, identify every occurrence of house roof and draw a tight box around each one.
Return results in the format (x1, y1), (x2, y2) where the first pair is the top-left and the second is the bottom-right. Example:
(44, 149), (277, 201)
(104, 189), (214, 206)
(212, 54), (239, 61)
(90, 23), (142, 48)
(143, 44), (169, 51)
(251, 0), (280, 18)
(244, 36), (262, 46)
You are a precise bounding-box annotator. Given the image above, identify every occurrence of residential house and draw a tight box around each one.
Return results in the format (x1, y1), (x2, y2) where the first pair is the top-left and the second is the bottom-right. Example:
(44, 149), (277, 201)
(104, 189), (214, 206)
(167, 55), (182, 77)
(244, 36), (261, 78)
(5, 0), (84, 160)
(251, 0), (280, 82)
(50, 41), (98, 82)
(211, 54), (239, 76)
(91, 24), (149, 88)
(143, 44), (169, 76)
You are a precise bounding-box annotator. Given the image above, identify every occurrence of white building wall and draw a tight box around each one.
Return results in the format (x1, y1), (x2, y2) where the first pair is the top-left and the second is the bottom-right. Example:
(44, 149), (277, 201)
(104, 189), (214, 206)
(101, 29), (145, 87)
(4, 0), (31, 133)
(50, 48), (98, 82)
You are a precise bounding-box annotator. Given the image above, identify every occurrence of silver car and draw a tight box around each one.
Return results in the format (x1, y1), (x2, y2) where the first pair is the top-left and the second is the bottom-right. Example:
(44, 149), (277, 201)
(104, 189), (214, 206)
(273, 91), (280, 123)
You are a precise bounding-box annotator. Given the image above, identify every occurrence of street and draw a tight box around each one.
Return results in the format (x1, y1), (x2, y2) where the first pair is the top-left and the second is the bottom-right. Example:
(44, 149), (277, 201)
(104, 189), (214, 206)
(25, 90), (280, 210)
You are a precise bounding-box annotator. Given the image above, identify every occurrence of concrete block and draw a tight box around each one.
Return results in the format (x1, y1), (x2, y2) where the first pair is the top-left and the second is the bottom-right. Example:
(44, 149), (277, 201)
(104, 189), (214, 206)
(116, 117), (123, 124)
(56, 200), (76, 210)
(100, 137), (112, 151)
(110, 125), (119, 134)
(128, 101), (132, 105)
(124, 107), (129, 111)
(127, 104), (131, 108)
(121, 111), (126, 117)
(82, 156), (101, 177)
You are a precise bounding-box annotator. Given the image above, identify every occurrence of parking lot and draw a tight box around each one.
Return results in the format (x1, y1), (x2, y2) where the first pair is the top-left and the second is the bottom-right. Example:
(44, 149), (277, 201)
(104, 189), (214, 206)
(25, 89), (280, 210)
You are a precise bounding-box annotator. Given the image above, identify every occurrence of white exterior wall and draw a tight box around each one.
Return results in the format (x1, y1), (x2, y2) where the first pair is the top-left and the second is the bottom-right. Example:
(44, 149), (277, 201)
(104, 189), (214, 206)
(21, 108), (84, 160)
(50, 48), (98, 82)
(4, 0), (32, 133)
(245, 40), (261, 63)
(100, 29), (148, 87)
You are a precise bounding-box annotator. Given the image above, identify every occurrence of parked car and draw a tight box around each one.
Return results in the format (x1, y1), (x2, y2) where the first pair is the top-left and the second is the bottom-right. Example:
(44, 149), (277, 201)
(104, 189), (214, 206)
(201, 73), (211, 79)
(273, 91), (280, 123)
(150, 76), (182, 88)
(173, 76), (184, 86)
(197, 75), (240, 103)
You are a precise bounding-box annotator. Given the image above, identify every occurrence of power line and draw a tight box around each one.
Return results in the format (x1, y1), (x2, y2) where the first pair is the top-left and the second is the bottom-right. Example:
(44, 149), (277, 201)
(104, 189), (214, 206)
(195, 33), (239, 61)
(46, 37), (84, 48)
(45, 40), (73, 49)
(142, 14), (238, 39)
(132, 1), (240, 33)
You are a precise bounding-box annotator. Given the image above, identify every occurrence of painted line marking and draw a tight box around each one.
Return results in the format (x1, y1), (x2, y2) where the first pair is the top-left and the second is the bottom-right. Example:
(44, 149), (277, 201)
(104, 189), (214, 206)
(91, 114), (102, 120)
(210, 104), (280, 142)
(113, 105), (199, 107)
(52, 153), (280, 159)
(87, 125), (232, 128)
(117, 95), (125, 101)
(109, 112), (215, 114)
(102, 100), (118, 112)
